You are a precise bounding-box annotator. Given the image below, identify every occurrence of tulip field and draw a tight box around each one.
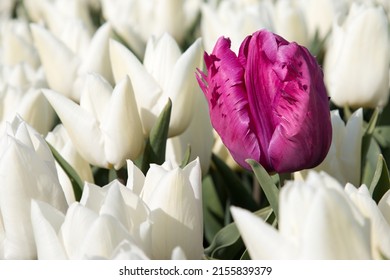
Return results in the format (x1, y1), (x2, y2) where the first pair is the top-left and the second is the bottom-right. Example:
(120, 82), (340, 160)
(0, 0), (390, 261)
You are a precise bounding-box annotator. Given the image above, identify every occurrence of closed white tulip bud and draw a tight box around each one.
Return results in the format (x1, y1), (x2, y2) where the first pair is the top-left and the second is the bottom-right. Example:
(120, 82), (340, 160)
(101, 0), (201, 57)
(0, 116), (67, 259)
(324, 3), (390, 108)
(0, 63), (54, 135)
(31, 23), (113, 101)
(43, 73), (144, 169)
(127, 158), (203, 259)
(231, 172), (372, 259)
(0, 19), (40, 68)
(110, 34), (203, 137)
(200, 0), (273, 53)
(30, 198), (149, 259)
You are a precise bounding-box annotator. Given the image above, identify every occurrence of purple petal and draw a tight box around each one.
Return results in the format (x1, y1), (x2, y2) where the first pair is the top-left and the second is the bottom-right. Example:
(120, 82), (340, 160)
(239, 30), (283, 171)
(196, 37), (260, 168)
(268, 39), (332, 173)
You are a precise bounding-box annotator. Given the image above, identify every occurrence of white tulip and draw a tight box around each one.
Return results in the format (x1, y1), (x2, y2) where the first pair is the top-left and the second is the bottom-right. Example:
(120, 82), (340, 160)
(110, 34), (203, 137)
(200, 0), (273, 53)
(0, 116), (67, 259)
(324, 2), (390, 108)
(46, 124), (94, 204)
(43, 74), (144, 169)
(31, 23), (113, 101)
(140, 159), (203, 259)
(231, 171), (372, 259)
(80, 181), (152, 256)
(297, 0), (349, 40)
(125, 158), (203, 259)
(0, 19), (40, 68)
(30, 200), (149, 259)
(0, 63), (54, 135)
(24, 0), (96, 36)
(271, 0), (309, 46)
(101, 0), (201, 57)
(296, 109), (363, 186)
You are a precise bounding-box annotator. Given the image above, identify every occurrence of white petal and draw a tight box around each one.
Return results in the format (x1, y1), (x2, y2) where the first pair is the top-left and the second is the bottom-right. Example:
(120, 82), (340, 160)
(30, 24), (79, 99)
(109, 39), (162, 134)
(143, 33), (181, 89)
(379, 190), (390, 225)
(231, 206), (296, 259)
(79, 73), (112, 123)
(102, 76), (144, 168)
(164, 38), (203, 136)
(43, 89), (107, 167)
(126, 160), (145, 195)
(147, 168), (203, 259)
(30, 200), (67, 259)
(78, 22), (114, 84)
(79, 215), (136, 259)
(59, 203), (98, 259)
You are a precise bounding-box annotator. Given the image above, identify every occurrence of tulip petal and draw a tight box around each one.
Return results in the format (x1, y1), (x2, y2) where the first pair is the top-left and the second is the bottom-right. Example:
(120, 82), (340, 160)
(101, 76), (144, 168)
(126, 160), (145, 196)
(345, 184), (390, 259)
(197, 37), (260, 169)
(147, 168), (203, 259)
(78, 22), (114, 84)
(165, 37), (203, 136)
(143, 33), (182, 90)
(80, 215), (138, 259)
(231, 206), (296, 259)
(79, 73), (112, 123)
(31, 200), (67, 259)
(301, 186), (372, 259)
(59, 203), (98, 259)
(30, 24), (79, 99)
(379, 190), (390, 226)
(43, 89), (107, 167)
(109, 39), (162, 133)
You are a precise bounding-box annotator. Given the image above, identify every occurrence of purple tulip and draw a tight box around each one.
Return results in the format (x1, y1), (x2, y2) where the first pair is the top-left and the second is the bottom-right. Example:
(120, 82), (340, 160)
(197, 29), (332, 173)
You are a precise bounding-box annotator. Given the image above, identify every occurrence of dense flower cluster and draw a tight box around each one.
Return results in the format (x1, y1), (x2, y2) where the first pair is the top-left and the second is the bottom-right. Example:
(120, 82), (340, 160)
(0, 0), (389, 260)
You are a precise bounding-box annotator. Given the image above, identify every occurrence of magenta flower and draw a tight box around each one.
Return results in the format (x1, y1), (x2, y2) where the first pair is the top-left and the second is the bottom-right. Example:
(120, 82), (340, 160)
(197, 29), (332, 173)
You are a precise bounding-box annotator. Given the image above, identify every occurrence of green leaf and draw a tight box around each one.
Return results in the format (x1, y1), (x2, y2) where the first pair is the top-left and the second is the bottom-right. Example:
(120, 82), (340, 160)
(247, 159), (280, 220)
(361, 137), (382, 187)
(204, 219), (244, 259)
(141, 99), (171, 174)
(202, 174), (225, 244)
(361, 108), (380, 185)
(46, 141), (83, 201)
(374, 126), (390, 147)
(211, 154), (259, 212)
(369, 154), (390, 204)
(180, 144), (191, 168)
(205, 206), (272, 259)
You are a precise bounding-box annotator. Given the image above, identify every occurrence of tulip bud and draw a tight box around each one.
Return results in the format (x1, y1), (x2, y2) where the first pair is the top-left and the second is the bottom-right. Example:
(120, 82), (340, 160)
(43, 74), (144, 170)
(324, 3), (390, 108)
(197, 29), (332, 173)
(0, 116), (67, 259)
(110, 34), (203, 137)
(231, 171), (373, 259)
(139, 159), (203, 259)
